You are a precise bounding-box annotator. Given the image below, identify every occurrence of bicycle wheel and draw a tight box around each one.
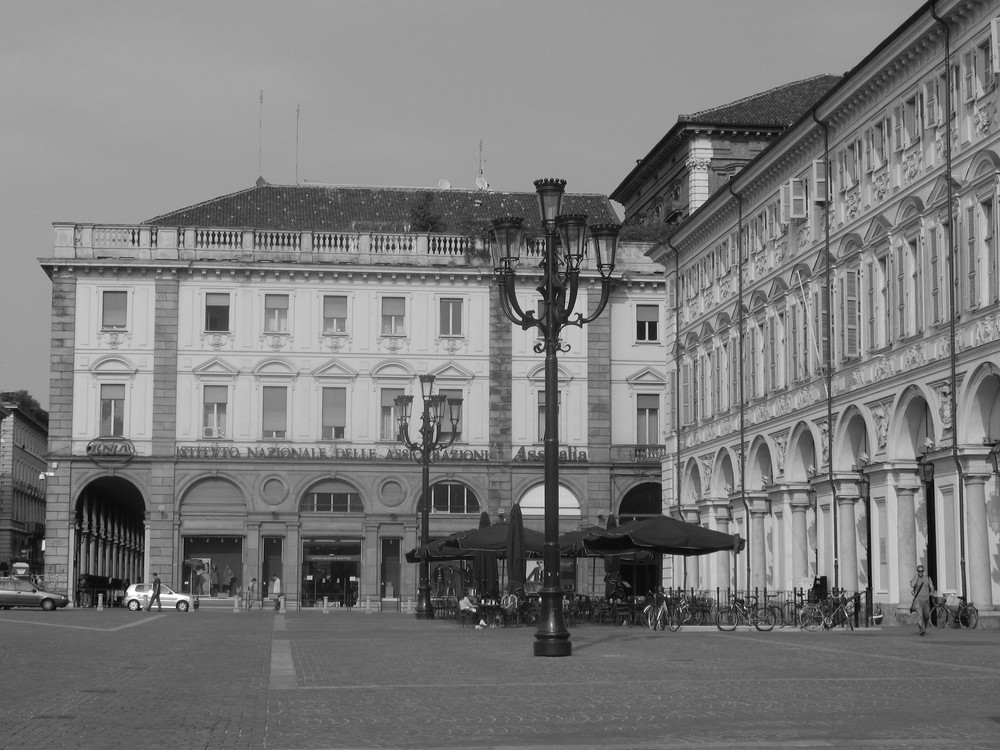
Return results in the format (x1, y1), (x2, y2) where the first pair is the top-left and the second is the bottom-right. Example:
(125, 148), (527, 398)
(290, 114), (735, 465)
(840, 605), (854, 631)
(665, 607), (680, 632)
(781, 601), (798, 627)
(958, 605), (978, 629)
(752, 606), (776, 632)
(800, 604), (824, 631)
(716, 606), (739, 631)
(930, 603), (948, 629)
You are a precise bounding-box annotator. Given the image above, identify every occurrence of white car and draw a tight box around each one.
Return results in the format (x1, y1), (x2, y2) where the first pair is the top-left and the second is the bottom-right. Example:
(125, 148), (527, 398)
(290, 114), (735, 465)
(123, 582), (194, 612)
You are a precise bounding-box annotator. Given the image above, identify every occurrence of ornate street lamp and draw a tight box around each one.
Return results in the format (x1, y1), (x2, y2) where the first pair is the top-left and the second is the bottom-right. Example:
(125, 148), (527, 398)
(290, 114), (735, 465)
(395, 374), (463, 620)
(489, 178), (619, 657)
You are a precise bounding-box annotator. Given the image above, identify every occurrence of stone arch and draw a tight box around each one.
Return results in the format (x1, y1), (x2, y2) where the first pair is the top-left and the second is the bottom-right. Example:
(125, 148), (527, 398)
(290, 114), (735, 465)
(786, 420), (821, 482)
(682, 456), (704, 507)
(835, 232), (864, 261)
(711, 447), (737, 498)
(889, 384), (938, 461)
(894, 195), (926, 225)
(180, 476), (249, 517)
(833, 405), (873, 470)
(618, 482), (662, 521)
(963, 149), (1000, 183)
(73, 474), (146, 591)
(960, 362), (1000, 444)
(746, 435), (775, 491)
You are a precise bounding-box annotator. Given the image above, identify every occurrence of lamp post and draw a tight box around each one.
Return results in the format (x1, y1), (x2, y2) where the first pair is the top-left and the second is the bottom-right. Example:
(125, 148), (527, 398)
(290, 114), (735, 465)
(395, 374), (463, 620)
(489, 178), (619, 657)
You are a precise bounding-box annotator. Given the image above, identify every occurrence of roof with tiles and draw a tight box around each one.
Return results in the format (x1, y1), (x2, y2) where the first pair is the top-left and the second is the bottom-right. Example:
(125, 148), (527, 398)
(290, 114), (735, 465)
(680, 75), (842, 128)
(144, 182), (620, 235)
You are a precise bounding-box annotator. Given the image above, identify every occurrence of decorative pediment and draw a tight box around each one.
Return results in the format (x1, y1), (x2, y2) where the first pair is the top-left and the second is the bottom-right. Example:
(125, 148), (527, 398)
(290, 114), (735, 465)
(371, 360), (414, 382)
(862, 214), (892, 245)
(90, 355), (138, 376)
(767, 277), (789, 299)
(428, 362), (475, 382)
(927, 174), (961, 208)
(251, 358), (298, 382)
(964, 150), (1000, 183)
(312, 359), (359, 382)
(193, 357), (240, 380)
(626, 367), (667, 388)
(527, 363), (573, 384)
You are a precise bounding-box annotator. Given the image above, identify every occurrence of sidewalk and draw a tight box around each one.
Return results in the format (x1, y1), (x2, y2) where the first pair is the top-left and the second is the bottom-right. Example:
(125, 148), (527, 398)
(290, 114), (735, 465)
(1, 607), (998, 749)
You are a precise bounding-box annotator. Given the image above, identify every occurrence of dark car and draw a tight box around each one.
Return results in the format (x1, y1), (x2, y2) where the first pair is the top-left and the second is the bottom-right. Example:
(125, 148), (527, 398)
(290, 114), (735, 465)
(0, 577), (70, 610)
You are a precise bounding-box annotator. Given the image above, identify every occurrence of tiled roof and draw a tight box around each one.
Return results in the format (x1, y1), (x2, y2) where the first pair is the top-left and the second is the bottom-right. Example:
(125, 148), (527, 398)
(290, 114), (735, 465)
(681, 75), (842, 128)
(144, 183), (620, 234)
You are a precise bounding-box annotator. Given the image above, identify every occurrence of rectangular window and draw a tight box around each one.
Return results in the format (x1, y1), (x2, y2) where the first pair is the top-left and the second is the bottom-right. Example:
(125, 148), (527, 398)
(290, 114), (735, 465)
(100, 384), (125, 437)
(322, 295), (348, 334)
(262, 386), (287, 439)
(203, 385), (228, 438)
(438, 388), (463, 442)
(380, 388), (404, 440)
(264, 294), (289, 333)
(636, 305), (659, 342)
(842, 268), (860, 359)
(930, 226), (941, 323)
(205, 293), (231, 333)
(636, 394), (659, 445)
(439, 298), (463, 337)
(102, 291), (127, 330)
(537, 390), (561, 442)
(381, 297), (406, 335)
(968, 204), (979, 308)
(321, 387), (347, 440)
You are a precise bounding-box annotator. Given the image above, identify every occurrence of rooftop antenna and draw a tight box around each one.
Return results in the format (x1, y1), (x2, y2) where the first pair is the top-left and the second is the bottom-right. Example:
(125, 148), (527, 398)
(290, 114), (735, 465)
(475, 139), (489, 190)
(295, 102), (300, 184)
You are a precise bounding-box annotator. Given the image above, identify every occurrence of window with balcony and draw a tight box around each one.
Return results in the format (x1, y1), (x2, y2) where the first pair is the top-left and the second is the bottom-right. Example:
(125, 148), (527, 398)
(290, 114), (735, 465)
(100, 384), (125, 437)
(636, 394), (659, 445)
(262, 386), (287, 439)
(439, 298), (463, 337)
(321, 387), (347, 440)
(203, 385), (228, 439)
(322, 295), (348, 335)
(102, 291), (128, 330)
(636, 304), (659, 342)
(205, 293), (231, 333)
(381, 297), (406, 336)
(264, 294), (289, 333)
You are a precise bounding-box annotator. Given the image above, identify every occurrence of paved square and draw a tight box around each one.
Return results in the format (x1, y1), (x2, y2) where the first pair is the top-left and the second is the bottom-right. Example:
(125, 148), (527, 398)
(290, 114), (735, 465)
(1, 606), (998, 748)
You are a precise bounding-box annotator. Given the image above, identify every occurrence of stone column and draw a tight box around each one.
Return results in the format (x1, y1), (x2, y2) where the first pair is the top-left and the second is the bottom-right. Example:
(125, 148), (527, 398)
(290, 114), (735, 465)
(681, 506), (702, 590)
(790, 491), (811, 587)
(837, 495), (858, 593)
(748, 495), (769, 592)
(964, 474), (994, 608)
(710, 503), (732, 591)
(896, 486), (917, 605)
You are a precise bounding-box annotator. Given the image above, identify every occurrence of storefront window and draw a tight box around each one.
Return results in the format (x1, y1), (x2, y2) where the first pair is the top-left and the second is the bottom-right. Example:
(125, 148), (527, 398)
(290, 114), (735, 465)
(301, 538), (360, 608)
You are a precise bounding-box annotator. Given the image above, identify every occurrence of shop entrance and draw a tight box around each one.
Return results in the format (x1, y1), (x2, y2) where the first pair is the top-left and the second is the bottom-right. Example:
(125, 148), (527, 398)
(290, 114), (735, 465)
(617, 482), (663, 596)
(182, 537), (243, 597)
(301, 538), (360, 608)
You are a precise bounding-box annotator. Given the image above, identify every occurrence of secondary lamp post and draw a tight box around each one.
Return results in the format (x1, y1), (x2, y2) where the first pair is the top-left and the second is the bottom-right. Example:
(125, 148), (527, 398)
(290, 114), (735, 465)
(395, 374), (462, 620)
(489, 178), (619, 656)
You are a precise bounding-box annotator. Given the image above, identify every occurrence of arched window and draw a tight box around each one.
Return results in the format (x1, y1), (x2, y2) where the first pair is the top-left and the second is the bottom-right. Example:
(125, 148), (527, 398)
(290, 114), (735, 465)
(300, 480), (364, 513)
(417, 482), (481, 514)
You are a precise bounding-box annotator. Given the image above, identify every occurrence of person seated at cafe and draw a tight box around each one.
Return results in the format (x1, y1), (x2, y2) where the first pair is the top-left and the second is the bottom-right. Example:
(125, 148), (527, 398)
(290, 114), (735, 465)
(459, 593), (479, 614)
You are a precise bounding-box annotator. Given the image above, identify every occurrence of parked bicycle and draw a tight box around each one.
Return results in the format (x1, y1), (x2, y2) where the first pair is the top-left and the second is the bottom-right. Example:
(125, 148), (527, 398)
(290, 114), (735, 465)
(931, 595), (978, 629)
(716, 597), (776, 631)
(801, 589), (854, 631)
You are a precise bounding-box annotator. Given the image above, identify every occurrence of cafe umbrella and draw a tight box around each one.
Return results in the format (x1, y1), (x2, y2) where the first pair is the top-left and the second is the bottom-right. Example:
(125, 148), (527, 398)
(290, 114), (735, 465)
(504, 504), (527, 593)
(474, 511), (499, 599)
(582, 514), (746, 557)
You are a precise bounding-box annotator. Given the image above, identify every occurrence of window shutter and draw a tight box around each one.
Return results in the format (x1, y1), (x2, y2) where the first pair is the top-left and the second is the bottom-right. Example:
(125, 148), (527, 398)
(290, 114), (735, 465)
(811, 160), (827, 204)
(681, 359), (691, 426)
(893, 105), (904, 151)
(790, 179), (808, 219)
(844, 269), (859, 358)
(789, 303), (800, 381)
(992, 18), (1000, 76)
(968, 205), (978, 307)
(780, 182), (792, 224)
(930, 227), (940, 323)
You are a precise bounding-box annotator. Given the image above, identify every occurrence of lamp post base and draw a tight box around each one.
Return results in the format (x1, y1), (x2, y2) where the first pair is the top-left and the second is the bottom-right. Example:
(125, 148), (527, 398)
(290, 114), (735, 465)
(414, 583), (434, 620)
(533, 637), (572, 657)
(533, 588), (571, 657)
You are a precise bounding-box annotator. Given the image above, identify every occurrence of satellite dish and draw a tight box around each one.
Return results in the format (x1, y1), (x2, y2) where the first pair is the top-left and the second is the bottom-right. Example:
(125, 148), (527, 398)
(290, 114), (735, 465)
(475, 175), (489, 190)
(438, 179), (451, 189)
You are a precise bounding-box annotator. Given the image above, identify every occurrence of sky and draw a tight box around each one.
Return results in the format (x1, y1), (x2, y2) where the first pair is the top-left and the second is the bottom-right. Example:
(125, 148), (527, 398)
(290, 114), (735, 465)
(0, 0), (921, 409)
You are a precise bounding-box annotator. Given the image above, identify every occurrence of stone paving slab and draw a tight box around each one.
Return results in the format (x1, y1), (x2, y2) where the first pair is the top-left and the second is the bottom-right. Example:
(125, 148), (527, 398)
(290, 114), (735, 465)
(0, 607), (997, 749)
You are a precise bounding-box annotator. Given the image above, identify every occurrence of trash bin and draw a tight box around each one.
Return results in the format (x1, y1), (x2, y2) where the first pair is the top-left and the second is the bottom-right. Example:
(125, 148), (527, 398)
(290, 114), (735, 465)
(810, 576), (828, 602)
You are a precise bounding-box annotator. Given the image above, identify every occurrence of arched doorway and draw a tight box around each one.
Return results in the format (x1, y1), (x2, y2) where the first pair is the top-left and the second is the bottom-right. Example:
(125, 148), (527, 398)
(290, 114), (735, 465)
(74, 476), (145, 606)
(617, 482), (662, 595)
(179, 477), (248, 598)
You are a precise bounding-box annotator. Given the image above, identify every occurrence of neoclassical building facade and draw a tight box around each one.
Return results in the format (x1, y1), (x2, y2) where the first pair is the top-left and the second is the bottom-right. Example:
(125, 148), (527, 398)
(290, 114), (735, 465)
(642, 0), (1000, 620)
(40, 182), (669, 606)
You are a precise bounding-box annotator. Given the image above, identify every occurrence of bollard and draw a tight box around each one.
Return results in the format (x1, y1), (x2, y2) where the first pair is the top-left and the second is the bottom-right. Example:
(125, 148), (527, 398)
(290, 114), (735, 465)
(322, 596), (329, 614)
(277, 595), (286, 614)
(143, 593), (149, 610)
(234, 596), (241, 613)
(97, 593), (104, 610)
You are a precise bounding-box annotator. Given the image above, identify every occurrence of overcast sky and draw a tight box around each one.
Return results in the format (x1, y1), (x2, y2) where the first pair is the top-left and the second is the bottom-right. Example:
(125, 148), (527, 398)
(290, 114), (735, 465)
(1, 0), (920, 409)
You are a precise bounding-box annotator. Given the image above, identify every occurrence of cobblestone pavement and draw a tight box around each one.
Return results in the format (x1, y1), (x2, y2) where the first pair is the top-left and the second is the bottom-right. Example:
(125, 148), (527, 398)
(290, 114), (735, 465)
(1, 605), (998, 749)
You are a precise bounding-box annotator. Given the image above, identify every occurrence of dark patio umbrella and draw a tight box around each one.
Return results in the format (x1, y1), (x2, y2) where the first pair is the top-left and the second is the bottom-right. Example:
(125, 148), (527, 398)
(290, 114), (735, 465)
(603, 514), (622, 598)
(474, 511), (499, 599)
(504, 504), (527, 592)
(404, 521), (545, 563)
(584, 514), (746, 557)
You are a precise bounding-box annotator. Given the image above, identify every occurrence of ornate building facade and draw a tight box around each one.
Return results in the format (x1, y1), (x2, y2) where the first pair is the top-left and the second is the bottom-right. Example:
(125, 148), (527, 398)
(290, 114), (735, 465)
(638, 0), (1000, 620)
(0, 398), (48, 577)
(39, 183), (668, 606)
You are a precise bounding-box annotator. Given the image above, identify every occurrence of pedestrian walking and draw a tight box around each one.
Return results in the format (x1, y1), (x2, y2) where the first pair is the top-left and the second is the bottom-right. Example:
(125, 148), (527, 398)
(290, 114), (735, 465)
(246, 577), (258, 611)
(909, 564), (936, 636)
(146, 572), (162, 612)
(271, 575), (282, 611)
